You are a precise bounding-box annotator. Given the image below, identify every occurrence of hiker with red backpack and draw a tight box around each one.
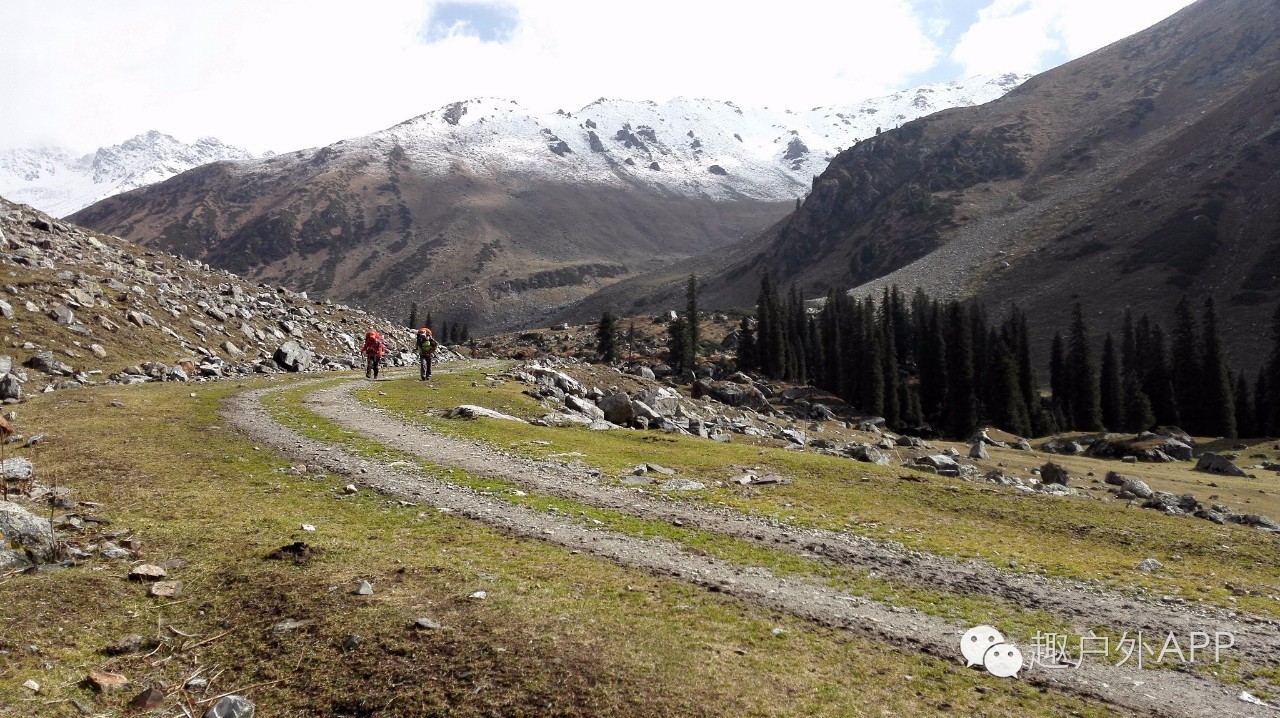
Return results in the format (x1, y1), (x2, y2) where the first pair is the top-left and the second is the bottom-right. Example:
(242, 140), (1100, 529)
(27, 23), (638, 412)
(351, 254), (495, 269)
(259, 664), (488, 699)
(362, 330), (385, 379)
(416, 327), (439, 380)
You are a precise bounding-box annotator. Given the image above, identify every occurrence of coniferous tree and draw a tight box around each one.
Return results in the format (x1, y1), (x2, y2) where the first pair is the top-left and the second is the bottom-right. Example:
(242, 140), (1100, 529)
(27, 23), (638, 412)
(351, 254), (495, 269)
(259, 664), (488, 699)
(1234, 371), (1255, 439)
(1122, 372), (1156, 432)
(736, 316), (757, 371)
(1256, 370), (1271, 438)
(1066, 303), (1103, 431)
(425, 311), (434, 335)
(1049, 332), (1067, 424)
(461, 324), (470, 342)
(408, 302), (419, 330)
(440, 320), (450, 343)
(685, 274), (700, 360)
(987, 340), (1031, 437)
(596, 312), (618, 363)
(756, 274), (785, 378)
(1012, 307), (1038, 423)
(1171, 297), (1202, 433)
(1099, 332), (1123, 430)
(1199, 297), (1236, 437)
(1142, 321), (1179, 426)
(1266, 302), (1280, 434)
(944, 301), (978, 438)
(918, 301), (948, 426)
(667, 316), (690, 374)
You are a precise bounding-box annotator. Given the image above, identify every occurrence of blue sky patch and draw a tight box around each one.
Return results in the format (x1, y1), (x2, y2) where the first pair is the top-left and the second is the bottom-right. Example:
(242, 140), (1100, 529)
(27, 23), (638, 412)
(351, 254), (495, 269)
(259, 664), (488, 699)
(421, 2), (519, 44)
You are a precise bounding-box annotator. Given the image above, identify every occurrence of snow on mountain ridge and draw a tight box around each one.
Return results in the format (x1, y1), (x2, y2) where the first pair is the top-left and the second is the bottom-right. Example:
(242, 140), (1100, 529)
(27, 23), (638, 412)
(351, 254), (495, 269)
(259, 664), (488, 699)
(353, 73), (1028, 202)
(0, 131), (254, 217)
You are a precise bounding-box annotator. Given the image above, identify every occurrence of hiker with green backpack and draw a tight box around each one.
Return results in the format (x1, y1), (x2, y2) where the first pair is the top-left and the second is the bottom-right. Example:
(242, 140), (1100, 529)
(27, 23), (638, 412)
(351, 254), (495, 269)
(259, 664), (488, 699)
(416, 327), (439, 380)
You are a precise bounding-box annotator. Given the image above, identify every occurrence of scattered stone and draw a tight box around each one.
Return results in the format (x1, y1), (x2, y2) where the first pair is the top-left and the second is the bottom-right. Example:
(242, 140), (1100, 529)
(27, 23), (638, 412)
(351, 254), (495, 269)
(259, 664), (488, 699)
(644, 462), (676, 476)
(659, 479), (706, 491)
(272, 619), (308, 633)
(129, 686), (166, 711)
(1135, 558), (1163, 572)
(105, 634), (147, 656)
(0, 500), (55, 569)
(149, 580), (183, 598)
(354, 580), (374, 596)
(1195, 453), (1246, 477)
(468, 591), (487, 600)
(1120, 478), (1153, 500)
(446, 405), (527, 422)
(413, 617), (442, 631)
(1039, 462), (1071, 486)
(128, 564), (167, 582)
(204, 694), (255, 718)
(87, 671), (130, 693)
(22, 679), (40, 693)
(343, 484), (358, 494)
(968, 441), (989, 460)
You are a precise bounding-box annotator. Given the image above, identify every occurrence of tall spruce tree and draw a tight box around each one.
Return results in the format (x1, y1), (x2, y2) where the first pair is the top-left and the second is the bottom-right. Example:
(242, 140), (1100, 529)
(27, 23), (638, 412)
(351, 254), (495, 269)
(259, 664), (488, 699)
(1171, 297), (1202, 433)
(667, 316), (690, 374)
(1234, 371), (1255, 439)
(596, 312), (618, 363)
(1122, 371), (1156, 432)
(987, 339), (1031, 436)
(1266, 302), (1280, 434)
(1099, 332), (1123, 430)
(1199, 297), (1236, 437)
(1066, 303), (1103, 431)
(408, 302), (418, 330)
(1049, 332), (1067, 423)
(944, 301), (978, 438)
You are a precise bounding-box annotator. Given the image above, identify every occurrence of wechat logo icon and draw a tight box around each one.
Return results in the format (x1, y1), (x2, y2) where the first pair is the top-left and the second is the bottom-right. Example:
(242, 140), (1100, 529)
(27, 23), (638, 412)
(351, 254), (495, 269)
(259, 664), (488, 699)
(961, 625), (1023, 679)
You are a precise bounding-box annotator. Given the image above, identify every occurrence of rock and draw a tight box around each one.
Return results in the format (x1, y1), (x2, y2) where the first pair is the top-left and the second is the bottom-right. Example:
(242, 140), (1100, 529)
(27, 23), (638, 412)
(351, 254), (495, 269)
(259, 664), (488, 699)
(1227, 514), (1280, 531)
(1135, 558), (1163, 572)
(342, 634), (363, 651)
(128, 564), (167, 581)
(780, 428), (807, 446)
(343, 484), (358, 494)
(1194, 453), (1246, 477)
(129, 687), (166, 711)
(1013, 438), (1032, 451)
(1144, 491), (1201, 514)
(810, 403), (837, 421)
(87, 671), (130, 693)
(691, 380), (771, 411)
(896, 435), (927, 448)
(354, 580), (374, 596)
(1120, 478), (1153, 499)
(272, 619), (308, 633)
(204, 695), (255, 718)
(0, 374), (20, 401)
(644, 463), (676, 475)
(0, 501), (55, 569)
(149, 580), (183, 598)
(446, 405), (526, 422)
(1103, 471), (1126, 486)
(1040, 437), (1083, 455)
(468, 591), (487, 600)
(565, 395), (604, 420)
(916, 454), (961, 472)
(22, 679), (39, 693)
(273, 340), (312, 372)
(659, 479), (705, 491)
(1039, 462), (1070, 486)
(105, 634), (148, 656)
(845, 443), (890, 465)
(413, 617), (442, 630)
(597, 393), (635, 424)
(968, 442), (989, 460)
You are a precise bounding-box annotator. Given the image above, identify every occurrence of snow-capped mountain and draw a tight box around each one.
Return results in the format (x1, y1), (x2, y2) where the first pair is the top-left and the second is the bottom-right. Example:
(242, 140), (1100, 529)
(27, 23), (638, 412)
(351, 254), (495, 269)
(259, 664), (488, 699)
(0, 131), (255, 217)
(330, 72), (1027, 203)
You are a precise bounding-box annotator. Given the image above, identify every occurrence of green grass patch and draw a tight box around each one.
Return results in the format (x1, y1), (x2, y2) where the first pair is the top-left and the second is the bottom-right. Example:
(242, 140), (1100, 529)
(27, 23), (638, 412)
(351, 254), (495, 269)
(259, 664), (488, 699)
(0, 376), (1122, 717)
(359, 365), (1280, 622)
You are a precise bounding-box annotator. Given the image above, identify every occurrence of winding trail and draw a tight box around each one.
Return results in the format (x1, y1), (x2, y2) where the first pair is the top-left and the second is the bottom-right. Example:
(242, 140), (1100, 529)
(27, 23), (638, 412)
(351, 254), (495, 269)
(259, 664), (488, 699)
(223, 372), (1278, 717)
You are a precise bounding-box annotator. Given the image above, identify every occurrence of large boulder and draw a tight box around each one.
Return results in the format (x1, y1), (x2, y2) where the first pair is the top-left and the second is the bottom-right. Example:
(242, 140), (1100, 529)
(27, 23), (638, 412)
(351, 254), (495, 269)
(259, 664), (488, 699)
(1039, 462), (1071, 486)
(0, 501), (55, 569)
(597, 393), (635, 424)
(634, 386), (681, 414)
(1194, 453), (1246, 477)
(565, 395), (605, 421)
(844, 443), (890, 465)
(1040, 437), (1084, 455)
(273, 341), (312, 372)
(691, 380), (771, 411)
(968, 441), (989, 460)
(446, 405), (527, 423)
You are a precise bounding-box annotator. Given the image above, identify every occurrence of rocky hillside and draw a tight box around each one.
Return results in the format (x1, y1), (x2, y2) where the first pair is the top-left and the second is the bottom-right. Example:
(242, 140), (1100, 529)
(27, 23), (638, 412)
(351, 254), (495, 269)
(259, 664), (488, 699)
(564, 0), (1280, 372)
(0, 131), (255, 217)
(67, 76), (1024, 336)
(0, 194), (420, 398)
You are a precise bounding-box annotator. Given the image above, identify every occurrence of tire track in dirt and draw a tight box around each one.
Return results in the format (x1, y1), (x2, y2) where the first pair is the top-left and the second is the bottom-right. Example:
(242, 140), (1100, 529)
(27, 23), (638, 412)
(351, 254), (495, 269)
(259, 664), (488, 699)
(222, 377), (1275, 717)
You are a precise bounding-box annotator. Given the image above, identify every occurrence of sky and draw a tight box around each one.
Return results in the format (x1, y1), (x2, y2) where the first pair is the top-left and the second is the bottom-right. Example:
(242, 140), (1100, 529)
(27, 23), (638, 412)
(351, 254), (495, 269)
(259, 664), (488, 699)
(0, 0), (1198, 156)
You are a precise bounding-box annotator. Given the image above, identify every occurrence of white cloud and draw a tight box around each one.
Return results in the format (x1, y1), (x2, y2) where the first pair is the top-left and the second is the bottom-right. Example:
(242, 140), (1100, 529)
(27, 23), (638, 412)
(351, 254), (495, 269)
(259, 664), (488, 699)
(0, 0), (1193, 156)
(951, 0), (1196, 76)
